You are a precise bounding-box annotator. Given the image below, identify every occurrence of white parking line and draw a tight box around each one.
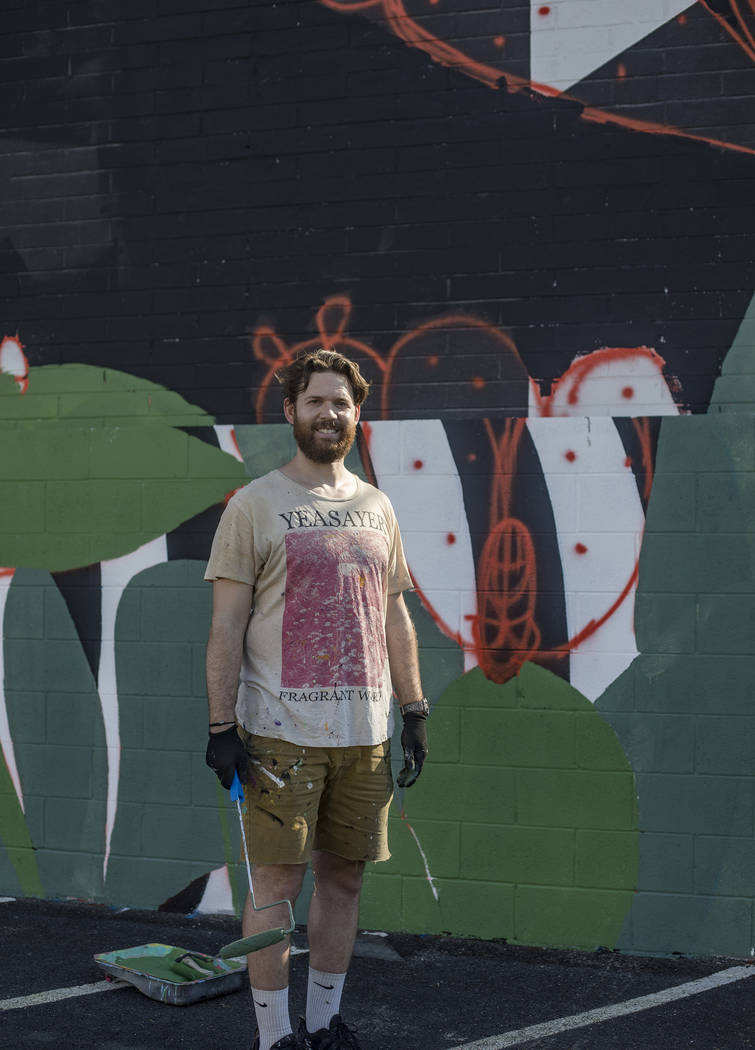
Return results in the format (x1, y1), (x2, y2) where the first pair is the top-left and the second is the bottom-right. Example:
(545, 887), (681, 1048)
(0, 980), (129, 1012)
(449, 965), (755, 1049)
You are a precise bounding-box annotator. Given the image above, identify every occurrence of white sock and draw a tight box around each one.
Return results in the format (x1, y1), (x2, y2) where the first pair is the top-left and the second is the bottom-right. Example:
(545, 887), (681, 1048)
(306, 968), (347, 1033)
(251, 985), (292, 1050)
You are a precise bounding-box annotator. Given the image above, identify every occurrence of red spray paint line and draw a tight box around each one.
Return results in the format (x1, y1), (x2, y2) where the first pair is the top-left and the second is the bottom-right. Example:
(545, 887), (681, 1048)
(317, 0), (755, 158)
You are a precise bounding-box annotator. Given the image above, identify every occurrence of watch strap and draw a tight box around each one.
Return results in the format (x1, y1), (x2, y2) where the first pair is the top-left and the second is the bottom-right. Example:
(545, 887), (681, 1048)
(400, 699), (430, 718)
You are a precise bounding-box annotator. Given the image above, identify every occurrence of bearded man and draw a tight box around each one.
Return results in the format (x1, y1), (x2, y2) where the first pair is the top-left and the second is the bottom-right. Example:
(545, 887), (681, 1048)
(204, 348), (429, 1050)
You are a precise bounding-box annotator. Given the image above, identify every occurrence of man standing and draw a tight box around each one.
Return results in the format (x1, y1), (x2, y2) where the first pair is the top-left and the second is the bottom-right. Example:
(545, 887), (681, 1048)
(204, 348), (429, 1050)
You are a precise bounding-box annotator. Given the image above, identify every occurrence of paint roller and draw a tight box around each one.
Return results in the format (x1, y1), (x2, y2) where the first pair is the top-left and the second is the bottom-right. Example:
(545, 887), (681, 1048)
(218, 770), (296, 959)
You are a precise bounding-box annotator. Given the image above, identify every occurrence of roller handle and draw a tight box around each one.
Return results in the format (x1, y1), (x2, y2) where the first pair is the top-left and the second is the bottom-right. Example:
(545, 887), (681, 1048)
(218, 928), (287, 958)
(231, 770), (244, 803)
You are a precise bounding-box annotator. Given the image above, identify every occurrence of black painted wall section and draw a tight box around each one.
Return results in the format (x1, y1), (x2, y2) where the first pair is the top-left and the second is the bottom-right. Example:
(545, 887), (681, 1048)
(1, 0), (754, 421)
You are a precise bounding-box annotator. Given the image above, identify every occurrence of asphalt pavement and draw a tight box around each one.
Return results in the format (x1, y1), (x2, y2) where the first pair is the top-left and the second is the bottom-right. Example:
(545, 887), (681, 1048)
(2, 898), (753, 1050)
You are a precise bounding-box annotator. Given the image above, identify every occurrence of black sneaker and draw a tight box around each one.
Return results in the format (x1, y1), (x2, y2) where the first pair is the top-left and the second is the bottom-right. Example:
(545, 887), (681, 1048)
(251, 1032), (300, 1050)
(297, 1014), (362, 1050)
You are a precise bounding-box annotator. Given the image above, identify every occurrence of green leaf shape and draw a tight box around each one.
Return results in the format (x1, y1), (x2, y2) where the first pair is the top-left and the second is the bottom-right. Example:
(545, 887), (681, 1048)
(0, 364), (212, 426)
(4, 568), (107, 900)
(364, 663), (638, 949)
(0, 744), (44, 897)
(0, 425), (246, 571)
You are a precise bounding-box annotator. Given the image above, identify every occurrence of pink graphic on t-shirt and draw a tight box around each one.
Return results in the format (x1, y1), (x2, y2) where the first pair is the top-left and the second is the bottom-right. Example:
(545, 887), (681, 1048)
(282, 529), (389, 689)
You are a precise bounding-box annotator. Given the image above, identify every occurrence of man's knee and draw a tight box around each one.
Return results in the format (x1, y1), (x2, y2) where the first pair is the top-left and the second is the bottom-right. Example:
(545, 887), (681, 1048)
(312, 851), (365, 899)
(250, 862), (307, 904)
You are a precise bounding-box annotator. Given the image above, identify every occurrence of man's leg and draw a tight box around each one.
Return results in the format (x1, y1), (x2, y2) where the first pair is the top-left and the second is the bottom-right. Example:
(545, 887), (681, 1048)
(303, 850), (364, 1038)
(244, 862), (307, 1050)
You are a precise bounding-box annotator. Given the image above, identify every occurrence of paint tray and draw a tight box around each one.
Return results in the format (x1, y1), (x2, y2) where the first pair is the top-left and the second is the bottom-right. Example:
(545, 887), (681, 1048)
(93, 943), (247, 1006)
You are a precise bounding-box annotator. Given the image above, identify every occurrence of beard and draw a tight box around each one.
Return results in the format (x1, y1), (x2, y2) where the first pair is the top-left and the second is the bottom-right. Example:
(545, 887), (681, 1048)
(293, 414), (358, 464)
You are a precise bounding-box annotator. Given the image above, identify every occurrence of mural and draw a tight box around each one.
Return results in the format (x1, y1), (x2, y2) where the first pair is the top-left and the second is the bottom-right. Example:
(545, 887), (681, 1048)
(319, 0), (755, 154)
(0, 0), (753, 959)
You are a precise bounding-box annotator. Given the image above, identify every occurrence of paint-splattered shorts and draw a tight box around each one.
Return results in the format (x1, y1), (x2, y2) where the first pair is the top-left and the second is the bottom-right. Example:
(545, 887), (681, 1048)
(237, 730), (393, 865)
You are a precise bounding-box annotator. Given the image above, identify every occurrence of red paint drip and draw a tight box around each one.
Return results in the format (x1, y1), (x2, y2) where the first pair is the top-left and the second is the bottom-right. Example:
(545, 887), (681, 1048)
(624, 456), (632, 468)
(617, 62), (627, 79)
(538, 5), (551, 15)
(467, 452), (477, 462)
(493, 35), (505, 48)
(413, 459), (424, 470)
(565, 450), (576, 462)
(446, 533), (456, 545)
(427, 354), (439, 367)
(622, 386), (635, 399)
(472, 376), (485, 390)
(575, 543), (588, 555)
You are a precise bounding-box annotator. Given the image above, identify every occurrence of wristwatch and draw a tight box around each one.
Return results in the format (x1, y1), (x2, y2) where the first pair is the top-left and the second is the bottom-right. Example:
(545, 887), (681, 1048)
(400, 699), (430, 718)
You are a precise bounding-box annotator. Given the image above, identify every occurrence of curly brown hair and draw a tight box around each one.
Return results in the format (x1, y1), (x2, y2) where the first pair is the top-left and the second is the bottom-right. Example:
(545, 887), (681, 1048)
(275, 348), (370, 406)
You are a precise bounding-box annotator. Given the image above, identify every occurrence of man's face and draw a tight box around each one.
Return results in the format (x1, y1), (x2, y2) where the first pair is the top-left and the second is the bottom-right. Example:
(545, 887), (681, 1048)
(284, 370), (360, 464)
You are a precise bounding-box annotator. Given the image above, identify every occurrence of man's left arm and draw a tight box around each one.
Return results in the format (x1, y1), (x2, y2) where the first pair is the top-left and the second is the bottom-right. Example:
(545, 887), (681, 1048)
(385, 592), (429, 787)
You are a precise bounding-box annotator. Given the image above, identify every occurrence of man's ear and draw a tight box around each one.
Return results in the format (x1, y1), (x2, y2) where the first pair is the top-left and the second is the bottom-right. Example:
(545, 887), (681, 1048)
(283, 398), (295, 424)
(354, 403), (361, 424)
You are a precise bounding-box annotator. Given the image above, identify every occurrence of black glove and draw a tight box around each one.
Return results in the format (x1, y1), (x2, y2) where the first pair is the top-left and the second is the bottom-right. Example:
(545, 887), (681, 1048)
(205, 725), (248, 790)
(397, 712), (428, 788)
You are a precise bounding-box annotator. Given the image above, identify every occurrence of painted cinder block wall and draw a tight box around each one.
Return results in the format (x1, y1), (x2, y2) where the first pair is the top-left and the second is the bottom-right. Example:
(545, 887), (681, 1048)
(1, 0), (754, 959)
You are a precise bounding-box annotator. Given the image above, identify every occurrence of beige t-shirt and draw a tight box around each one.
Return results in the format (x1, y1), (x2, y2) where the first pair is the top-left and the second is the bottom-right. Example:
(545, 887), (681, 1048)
(205, 469), (412, 747)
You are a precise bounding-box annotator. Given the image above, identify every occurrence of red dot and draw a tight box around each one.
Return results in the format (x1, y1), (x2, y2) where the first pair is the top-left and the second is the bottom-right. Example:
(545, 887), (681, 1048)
(472, 376), (485, 390)
(446, 533), (456, 545)
(625, 456), (632, 468)
(622, 386), (634, 399)
(575, 543), (588, 555)
(565, 450), (577, 462)
(467, 452), (477, 462)
(427, 355), (439, 367)
(413, 459), (424, 470)
(617, 62), (627, 79)
(538, 5), (551, 15)
(493, 35), (505, 48)
(677, 12), (687, 24)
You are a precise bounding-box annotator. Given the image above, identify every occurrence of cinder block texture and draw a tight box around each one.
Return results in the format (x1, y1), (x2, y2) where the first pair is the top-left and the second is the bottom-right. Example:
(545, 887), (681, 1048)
(0, 1), (753, 964)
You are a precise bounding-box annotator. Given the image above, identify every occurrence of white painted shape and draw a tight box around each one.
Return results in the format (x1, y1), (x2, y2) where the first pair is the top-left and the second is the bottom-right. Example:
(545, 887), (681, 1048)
(376, 475), (463, 530)
(366, 421), (478, 656)
(530, 0), (695, 93)
(548, 357), (681, 417)
(448, 966), (755, 1050)
(0, 336), (26, 380)
(554, 374), (680, 417)
(400, 420), (455, 474)
(196, 865), (235, 914)
(574, 586), (639, 651)
(559, 532), (640, 592)
(363, 421), (402, 474)
(0, 573), (23, 812)
(527, 417), (642, 702)
(577, 473), (646, 530)
(213, 424), (244, 462)
(99, 535), (168, 879)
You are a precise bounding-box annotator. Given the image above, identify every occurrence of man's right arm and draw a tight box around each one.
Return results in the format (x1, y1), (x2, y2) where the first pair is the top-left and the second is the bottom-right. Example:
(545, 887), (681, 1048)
(205, 577), (254, 788)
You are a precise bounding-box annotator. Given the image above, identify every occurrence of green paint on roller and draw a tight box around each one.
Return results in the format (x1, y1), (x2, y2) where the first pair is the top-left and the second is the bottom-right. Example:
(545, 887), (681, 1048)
(219, 928), (288, 958)
(111, 946), (231, 984)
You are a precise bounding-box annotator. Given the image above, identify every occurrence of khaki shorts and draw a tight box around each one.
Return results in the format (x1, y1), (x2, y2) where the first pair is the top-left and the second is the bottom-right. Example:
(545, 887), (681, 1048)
(237, 731), (393, 864)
